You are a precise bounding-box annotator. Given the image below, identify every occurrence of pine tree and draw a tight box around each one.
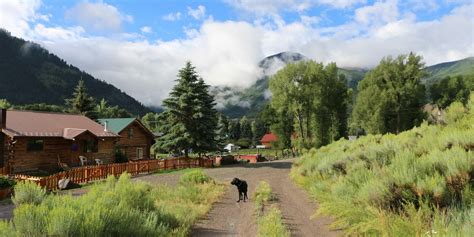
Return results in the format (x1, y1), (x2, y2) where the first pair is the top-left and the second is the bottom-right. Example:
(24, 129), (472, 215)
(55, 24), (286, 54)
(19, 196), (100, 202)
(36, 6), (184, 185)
(155, 62), (218, 157)
(216, 114), (230, 150)
(239, 116), (253, 140)
(65, 79), (96, 119)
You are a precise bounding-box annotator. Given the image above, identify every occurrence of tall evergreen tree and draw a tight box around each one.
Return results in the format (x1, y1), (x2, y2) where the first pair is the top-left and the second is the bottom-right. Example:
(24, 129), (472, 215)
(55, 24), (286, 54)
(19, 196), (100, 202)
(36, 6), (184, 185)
(251, 118), (268, 145)
(65, 80), (96, 118)
(141, 112), (161, 132)
(239, 116), (253, 140)
(155, 62), (218, 157)
(228, 120), (241, 140)
(215, 114), (230, 149)
(351, 53), (426, 134)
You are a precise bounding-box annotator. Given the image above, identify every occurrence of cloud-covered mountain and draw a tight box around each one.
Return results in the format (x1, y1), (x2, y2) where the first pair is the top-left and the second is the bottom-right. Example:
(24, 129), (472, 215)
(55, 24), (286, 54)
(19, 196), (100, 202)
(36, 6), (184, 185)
(215, 52), (474, 118)
(213, 52), (367, 118)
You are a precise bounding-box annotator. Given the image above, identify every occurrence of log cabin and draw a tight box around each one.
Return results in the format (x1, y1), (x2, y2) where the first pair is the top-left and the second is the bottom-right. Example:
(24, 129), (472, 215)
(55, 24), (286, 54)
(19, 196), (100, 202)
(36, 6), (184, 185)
(98, 118), (155, 161)
(0, 109), (119, 174)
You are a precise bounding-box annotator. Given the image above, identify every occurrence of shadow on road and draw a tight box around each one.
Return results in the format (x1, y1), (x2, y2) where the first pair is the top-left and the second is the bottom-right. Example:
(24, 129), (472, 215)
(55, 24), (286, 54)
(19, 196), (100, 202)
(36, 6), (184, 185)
(214, 159), (294, 170)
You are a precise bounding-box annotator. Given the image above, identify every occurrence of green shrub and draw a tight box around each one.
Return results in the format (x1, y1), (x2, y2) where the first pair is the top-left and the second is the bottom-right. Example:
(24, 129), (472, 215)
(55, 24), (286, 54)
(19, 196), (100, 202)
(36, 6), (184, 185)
(291, 93), (474, 235)
(12, 181), (46, 205)
(5, 172), (225, 236)
(257, 206), (289, 237)
(179, 169), (212, 185)
(0, 221), (15, 236)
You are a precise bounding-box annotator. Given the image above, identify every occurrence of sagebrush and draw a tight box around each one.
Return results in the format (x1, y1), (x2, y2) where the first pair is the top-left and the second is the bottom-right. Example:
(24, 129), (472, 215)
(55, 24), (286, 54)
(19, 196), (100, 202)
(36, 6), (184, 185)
(291, 93), (474, 236)
(1, 170), (224, 237)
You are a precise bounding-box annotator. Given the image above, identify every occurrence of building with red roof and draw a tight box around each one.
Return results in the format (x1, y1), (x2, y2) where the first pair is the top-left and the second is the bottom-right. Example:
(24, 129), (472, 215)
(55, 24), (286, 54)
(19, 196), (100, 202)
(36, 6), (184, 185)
(260, 133), (278, 148)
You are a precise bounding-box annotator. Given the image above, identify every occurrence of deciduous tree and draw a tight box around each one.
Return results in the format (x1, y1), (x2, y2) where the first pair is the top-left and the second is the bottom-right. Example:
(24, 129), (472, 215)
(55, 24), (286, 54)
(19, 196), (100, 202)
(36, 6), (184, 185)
(351, 53), (426, 134)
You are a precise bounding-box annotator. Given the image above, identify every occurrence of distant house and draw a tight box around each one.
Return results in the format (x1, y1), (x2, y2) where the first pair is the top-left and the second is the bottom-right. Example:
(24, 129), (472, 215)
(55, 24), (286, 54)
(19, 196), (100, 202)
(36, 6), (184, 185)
(224, 143), (239, 152)
(98, 118), (155, 160)
(260, 133), (278, 148)
(0, 109), (119, 174)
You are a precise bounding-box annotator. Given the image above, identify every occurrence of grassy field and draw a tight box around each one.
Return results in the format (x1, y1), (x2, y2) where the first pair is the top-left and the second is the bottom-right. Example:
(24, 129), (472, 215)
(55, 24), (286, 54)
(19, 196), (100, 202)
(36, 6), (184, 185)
(1, 169), (224, 236)
(291, 95), (474, 236)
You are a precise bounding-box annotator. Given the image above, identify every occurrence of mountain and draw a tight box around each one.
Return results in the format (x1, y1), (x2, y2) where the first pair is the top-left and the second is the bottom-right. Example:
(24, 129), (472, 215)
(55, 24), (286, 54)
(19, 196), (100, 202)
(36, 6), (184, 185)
(0, 29), (150, 115)
(423, 57), (474, 84)
(216, 53), (474, 118)
(214, 52), (367, 118)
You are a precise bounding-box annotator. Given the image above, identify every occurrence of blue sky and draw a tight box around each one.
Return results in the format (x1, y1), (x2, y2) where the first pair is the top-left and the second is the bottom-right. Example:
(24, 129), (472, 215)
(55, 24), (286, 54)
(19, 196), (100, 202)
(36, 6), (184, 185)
(0, 0), (473, 106)
(35, 0), (461, 41)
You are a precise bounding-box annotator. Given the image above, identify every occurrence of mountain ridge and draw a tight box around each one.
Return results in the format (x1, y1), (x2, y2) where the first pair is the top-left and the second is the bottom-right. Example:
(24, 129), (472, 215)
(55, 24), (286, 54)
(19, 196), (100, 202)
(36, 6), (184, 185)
(0, 29), (151, 115)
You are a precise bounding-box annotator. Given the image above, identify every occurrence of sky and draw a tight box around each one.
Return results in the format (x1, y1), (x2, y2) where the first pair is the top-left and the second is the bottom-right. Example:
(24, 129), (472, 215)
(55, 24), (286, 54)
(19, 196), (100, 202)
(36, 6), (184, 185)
(0, 0), (473, 107)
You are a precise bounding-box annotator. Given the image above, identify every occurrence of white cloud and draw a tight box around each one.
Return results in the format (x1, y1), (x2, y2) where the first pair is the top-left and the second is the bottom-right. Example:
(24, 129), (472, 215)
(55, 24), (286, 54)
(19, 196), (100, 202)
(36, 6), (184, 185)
(355, 0), (399, 25)
(0, 1), (472, 108)
(163, 12), (181, 21)
(140, 26), (152, 33)
(225, 0), (365, 15)
(300, 15), (320, 25)
(187, 5), (206, 20)
(65, 2), (133, 31)
(0, 0), (48, 37)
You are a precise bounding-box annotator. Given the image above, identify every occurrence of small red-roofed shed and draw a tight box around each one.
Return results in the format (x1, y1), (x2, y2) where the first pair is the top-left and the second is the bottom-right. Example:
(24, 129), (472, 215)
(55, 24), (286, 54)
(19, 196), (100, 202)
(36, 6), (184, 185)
(260, 133), (278, 148)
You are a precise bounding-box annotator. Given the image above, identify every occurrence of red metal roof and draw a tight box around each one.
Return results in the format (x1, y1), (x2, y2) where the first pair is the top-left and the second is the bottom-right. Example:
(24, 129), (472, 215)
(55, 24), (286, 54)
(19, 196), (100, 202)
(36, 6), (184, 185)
(260, 133), (278, 143)
(1, 110), (119, 138)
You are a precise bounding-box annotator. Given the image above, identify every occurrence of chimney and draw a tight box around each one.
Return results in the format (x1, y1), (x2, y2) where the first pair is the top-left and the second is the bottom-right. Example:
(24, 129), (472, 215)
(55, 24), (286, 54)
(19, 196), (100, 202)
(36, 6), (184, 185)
(104, 121), (108, 132)
(0, 109), (5, 129)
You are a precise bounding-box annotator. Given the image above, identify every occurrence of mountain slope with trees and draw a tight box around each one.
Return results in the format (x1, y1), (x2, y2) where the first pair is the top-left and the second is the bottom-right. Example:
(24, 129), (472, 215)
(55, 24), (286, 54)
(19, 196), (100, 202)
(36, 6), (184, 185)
(0, 29), (150, 115)
(214, 52), (366, 118)
(215, 53), (473, 119)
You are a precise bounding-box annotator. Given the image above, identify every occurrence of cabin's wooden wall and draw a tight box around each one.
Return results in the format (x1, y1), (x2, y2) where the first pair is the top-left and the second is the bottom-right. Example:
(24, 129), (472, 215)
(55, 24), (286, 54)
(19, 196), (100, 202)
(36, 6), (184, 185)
(8, 136), (116, 174)
(117, 122), (152, 160)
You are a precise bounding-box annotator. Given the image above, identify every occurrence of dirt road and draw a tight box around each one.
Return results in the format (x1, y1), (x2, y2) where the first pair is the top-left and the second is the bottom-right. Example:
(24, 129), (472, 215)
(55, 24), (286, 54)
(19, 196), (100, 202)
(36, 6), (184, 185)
(189, 159), (340, 237)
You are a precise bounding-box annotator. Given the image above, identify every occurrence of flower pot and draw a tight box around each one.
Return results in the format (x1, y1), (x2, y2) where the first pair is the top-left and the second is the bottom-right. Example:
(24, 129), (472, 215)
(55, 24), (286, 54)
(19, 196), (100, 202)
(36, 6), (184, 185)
(0, 187), (12, 199)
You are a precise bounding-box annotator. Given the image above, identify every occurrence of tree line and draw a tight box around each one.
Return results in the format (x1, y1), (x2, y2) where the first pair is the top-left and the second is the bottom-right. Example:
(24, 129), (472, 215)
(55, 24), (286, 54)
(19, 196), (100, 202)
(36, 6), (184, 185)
(0, 79), (132, 119)
(268, 53), (473, 150)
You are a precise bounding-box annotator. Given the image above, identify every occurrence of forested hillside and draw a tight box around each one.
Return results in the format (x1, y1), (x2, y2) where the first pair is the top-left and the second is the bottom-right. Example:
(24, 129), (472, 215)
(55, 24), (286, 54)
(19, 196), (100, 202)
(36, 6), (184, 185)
(0, 29), (150, 115)
(424, 57), (474, 84)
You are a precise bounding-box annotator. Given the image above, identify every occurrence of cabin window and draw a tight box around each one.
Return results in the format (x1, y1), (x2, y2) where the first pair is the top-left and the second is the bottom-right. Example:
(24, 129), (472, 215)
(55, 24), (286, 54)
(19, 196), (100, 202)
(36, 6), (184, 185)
(136, 147), (143, 160)
(27, 139), (44, 152)
(83, 140), (98, 153)
(128, 128), (134, 138)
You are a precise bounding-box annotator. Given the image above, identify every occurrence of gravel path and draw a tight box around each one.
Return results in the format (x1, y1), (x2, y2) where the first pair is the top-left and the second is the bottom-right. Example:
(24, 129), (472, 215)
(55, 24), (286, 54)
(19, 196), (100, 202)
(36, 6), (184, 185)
(189, 159), (340, 237)
(0, 159), (340, 236)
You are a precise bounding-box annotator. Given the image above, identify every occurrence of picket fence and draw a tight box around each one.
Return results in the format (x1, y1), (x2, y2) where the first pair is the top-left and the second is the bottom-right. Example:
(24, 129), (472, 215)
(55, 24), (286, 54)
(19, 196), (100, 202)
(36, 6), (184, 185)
(12, 158), (213, 191)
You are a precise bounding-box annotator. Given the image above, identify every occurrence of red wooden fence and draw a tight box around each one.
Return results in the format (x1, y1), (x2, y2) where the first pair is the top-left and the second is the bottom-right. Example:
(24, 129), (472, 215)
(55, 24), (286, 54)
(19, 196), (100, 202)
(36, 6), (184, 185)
(12, 158), (213, 191)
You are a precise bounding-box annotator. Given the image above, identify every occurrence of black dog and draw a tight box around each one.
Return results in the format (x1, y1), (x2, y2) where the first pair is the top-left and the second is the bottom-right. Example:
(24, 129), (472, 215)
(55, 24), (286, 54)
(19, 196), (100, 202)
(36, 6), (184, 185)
(231, 178), (248, 202)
